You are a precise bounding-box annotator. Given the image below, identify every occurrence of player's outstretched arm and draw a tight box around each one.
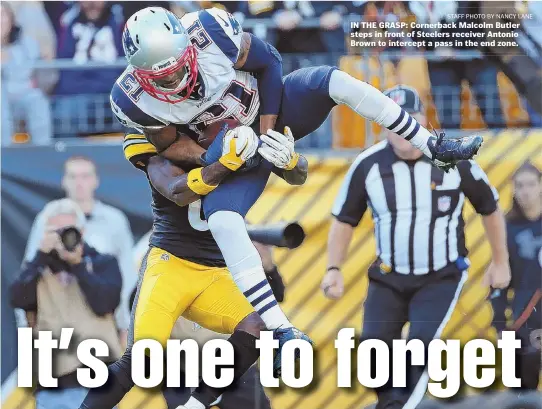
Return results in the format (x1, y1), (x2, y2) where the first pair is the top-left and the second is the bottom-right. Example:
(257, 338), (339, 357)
(147, 156), (231, 207)
(147, 127), (260, 206)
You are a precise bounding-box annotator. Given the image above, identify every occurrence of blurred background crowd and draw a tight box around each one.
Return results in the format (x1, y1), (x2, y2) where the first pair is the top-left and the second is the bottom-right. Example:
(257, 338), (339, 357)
(1, 1), (541, 409)
(1, 0), (541, 147)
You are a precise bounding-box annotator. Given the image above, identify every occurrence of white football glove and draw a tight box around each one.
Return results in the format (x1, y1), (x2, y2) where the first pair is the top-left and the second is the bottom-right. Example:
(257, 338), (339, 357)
(258, 126), (299, 170)
(219, 126), (259, 171)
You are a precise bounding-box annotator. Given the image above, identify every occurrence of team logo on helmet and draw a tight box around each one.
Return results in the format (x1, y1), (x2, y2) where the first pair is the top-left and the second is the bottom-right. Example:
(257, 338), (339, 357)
(122, 28), (139, 58)
(166, 11), (184, 35)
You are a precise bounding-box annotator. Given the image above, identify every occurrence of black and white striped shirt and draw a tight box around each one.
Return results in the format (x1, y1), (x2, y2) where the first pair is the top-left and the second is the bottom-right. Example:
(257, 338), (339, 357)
(332, 141), (499, 275)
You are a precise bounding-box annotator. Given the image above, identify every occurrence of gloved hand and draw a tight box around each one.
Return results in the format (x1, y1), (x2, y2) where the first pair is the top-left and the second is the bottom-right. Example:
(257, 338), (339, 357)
(202, 125), (260, 171)
(258, 126), (299, 170)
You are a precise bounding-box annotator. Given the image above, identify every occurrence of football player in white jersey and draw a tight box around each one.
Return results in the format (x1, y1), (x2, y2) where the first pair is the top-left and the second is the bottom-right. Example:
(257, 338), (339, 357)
(106, 7), (483, 409)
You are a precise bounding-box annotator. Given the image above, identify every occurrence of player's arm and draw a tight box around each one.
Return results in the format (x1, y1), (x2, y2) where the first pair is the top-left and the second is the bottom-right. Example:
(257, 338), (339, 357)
(145, 126), (206, 167)
(111, 84), (205, 167)
(123, 133), (222, 206)
(235, 32), (282, 133)
(126, 128), (258, 206)
(147, 156), (231, 207)
(321, 156), (369, 299)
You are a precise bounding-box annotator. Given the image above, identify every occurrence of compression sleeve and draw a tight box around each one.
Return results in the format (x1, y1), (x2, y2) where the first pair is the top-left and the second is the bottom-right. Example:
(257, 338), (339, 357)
(240, 33), (283, 116)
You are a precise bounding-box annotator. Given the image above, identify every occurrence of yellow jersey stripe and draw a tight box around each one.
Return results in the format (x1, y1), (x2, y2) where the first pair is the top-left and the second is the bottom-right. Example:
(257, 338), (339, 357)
(124, 133), (147, 141)
(124, 142), (157, 161)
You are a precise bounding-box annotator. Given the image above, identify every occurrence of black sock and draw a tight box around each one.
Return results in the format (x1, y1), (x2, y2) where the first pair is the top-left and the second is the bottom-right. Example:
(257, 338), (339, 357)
(79, 349), (136, 409)
(191, 329), (260, 406)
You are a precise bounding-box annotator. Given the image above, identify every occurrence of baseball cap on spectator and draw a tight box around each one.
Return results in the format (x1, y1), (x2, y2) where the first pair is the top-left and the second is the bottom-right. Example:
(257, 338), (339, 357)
(383, 85), (423, 114)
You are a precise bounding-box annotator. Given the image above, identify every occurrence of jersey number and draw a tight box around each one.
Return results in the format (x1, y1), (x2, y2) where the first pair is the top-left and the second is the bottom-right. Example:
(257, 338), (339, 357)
(191, 81), (257, 132)
(187, 20), (211, 50)
(188, 200), (209, 231)
(119, 72), (144, 102)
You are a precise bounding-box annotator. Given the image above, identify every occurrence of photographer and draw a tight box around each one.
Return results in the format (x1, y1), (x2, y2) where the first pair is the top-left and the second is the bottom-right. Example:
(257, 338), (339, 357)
(10, 198), (123, 409)
(24, 155), (136, 347)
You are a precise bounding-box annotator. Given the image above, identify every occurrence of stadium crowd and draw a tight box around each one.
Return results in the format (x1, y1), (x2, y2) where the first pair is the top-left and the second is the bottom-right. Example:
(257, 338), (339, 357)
(2, 0), (541, 144)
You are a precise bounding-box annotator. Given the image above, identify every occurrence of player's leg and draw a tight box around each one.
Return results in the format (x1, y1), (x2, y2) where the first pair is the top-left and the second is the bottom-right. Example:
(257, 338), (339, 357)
(79, 248), (207, 409)
(218, 366), (272, 409)
(274, 65), (481, 167)
(179, 267), (265, 409)
(202, 162), (293, 330)
(327, 68), (482, 165)
(393, 270), (468, 409)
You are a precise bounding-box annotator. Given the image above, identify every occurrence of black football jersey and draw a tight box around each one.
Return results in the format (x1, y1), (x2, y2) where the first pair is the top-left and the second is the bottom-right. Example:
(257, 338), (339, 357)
(123, 133), (225, 267)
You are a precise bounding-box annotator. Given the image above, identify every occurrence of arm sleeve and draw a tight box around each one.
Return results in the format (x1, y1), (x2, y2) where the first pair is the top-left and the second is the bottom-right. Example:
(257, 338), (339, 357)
(71, 254), (122, 317)
(10, 252), (50, 311)
(240, 33), (283, 116)
(331, 157), (369, 227)
(458, 160), (499, 215)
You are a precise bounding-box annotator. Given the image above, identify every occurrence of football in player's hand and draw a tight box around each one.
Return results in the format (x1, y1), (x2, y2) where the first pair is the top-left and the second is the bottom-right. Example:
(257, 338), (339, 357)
(198, 119), (240, 149)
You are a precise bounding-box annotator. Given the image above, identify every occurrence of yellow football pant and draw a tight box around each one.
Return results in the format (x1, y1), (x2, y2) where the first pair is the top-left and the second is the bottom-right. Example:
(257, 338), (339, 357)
(133, 247), (254, 347)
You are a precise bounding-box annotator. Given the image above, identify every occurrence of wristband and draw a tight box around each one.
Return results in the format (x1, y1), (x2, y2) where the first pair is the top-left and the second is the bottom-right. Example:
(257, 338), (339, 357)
(327, 266), (341, 272)
(187, 168), (218, 195)
(284, 152), (300, 171)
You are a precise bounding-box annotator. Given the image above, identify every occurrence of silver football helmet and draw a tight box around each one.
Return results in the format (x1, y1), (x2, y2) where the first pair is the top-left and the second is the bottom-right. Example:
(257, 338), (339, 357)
(122, 7), (198, 103)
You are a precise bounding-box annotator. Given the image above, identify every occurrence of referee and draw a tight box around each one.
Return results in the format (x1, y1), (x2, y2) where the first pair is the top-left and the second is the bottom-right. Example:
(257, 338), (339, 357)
(321, 85), (511, 408)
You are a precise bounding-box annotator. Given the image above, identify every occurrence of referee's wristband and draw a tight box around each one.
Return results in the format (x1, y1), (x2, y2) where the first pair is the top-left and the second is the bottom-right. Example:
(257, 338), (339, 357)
(327, 266), (341, 272)
(187, 168), (218, 196)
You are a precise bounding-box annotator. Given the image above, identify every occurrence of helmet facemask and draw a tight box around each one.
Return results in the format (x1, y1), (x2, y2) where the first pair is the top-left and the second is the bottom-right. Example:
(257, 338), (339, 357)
(133, 44), (198, 104)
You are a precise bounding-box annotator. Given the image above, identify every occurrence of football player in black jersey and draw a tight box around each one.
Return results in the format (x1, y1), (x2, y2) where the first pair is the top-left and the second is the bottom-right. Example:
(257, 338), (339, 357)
(80, 125), (303, 409)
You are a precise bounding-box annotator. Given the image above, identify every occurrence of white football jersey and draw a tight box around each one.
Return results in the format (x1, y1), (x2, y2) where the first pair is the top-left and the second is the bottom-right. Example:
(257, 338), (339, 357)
(110, 8), (260, 136)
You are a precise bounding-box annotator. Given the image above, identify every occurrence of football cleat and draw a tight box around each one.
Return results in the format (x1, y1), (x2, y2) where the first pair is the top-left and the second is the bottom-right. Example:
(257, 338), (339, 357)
(273, 327), (314, 377)
(427, 132), (483, 172)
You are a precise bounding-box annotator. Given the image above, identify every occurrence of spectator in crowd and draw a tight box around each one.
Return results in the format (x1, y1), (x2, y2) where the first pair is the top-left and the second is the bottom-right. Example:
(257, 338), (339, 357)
(54, 1), (124, 137)
(1, 2), (52, 146)
(24, 156), (136, 347)
(10, 199), (123, 409)
(516, 0), (542, 126)
(7, 1), (58, 94)
(491, 162), (541, 390)
(350, 1), (413, 58)
(409, 1), (505, 129)
(271, 1), (348, 54)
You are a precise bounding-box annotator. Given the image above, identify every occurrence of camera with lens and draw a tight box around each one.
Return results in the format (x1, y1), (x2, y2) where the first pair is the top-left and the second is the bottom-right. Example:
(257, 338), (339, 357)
(47, 227), (83, 272)
(56, 226), (82, 252)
